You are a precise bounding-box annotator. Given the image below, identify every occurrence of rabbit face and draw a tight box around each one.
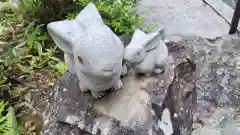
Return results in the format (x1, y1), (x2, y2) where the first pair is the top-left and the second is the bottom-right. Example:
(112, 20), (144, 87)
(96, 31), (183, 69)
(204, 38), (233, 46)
(77, 54), (121, 77)
(73, 27), (124, 77)
(124, 47), (146, 63)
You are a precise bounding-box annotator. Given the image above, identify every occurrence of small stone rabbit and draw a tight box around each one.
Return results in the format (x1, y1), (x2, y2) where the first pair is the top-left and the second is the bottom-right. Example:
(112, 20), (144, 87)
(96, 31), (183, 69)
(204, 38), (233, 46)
(124, 28), (169, 75)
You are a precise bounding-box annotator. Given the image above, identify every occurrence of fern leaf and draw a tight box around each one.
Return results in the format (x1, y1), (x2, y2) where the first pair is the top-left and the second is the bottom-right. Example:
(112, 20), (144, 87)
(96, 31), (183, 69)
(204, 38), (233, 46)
(0, 115), (7, 123)
(0, 121), (7, 133)
(0, 101), (7, 133)
(0, 105), (21, 135)
(5, 106), (21, 135)
(0, 101), (6, 117)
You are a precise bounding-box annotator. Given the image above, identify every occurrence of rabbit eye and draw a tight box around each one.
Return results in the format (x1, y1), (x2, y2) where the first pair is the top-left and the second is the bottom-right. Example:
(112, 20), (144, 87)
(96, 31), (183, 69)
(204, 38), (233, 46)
(136, 52), (141, 55)
(78, 56), (84, 64)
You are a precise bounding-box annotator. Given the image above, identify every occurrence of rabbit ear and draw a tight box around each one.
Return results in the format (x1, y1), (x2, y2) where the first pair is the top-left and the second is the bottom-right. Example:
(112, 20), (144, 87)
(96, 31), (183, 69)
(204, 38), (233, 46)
(75, 3), (103, 26)
(127, 29), (148, 49)
(143, 27), (165, 51)
(131, 29), (147, 42)
(47, 20), (80, 54)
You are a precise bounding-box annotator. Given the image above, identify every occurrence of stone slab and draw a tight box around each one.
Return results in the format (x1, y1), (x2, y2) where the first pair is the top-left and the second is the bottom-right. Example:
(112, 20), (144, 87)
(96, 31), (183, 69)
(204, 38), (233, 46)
(204, 0), (240, 31)
(93, 73), (153, 129)
(222, 0), (237, 8)
(137, 0), (230, 38)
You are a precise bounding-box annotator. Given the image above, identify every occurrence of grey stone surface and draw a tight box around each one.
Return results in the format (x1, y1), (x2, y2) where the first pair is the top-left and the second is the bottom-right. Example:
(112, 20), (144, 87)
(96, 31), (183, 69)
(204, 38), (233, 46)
(164, 34), (240, 113)
(42, 59), (197, 135)
(162, 34), (240, 135)
(222, 114), (240, 135)
(41, 71), (159, 135)
(137, 0), (230, 38)
(158, 58), (197, 135)
(42, 72), (96, 135)
(191, 108), (240, 135)
(42, 34), (240, 135)
(92, 73), (153, 130)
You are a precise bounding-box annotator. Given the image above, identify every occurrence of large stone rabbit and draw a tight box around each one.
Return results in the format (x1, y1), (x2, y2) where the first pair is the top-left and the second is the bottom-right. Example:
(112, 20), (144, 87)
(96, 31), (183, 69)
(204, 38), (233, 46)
(47, 3), (125, 98)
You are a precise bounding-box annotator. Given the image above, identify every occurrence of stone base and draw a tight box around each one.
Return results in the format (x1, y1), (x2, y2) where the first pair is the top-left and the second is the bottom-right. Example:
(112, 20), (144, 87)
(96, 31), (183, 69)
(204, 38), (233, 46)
(42, 34), (240, 135)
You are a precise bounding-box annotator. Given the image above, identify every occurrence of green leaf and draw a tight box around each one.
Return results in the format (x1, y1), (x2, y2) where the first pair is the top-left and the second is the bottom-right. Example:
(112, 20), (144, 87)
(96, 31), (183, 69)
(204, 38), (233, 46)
(65, 13), (76, 20)
(0, 115), (6, 123)
(12, 48), (18, 57)
(26, 35), (35, 49)
(35, 41), (42, 55)
(138, 17), (145, 23)
(0, 101), (6, 116)
(4, 58), (9, 67)
(142, 24), (157, 32)
(49, 56), (60, 61)
(55, 62), (67, 75)
(17, 64), (32, 73)
(36, 35), (49, 41)
(26, 24), (43, 50)
(12, 87), (28, 94)
(21, 0), (36, 12)
(0, 102), (21, 135)
(5, 106), (21, 135)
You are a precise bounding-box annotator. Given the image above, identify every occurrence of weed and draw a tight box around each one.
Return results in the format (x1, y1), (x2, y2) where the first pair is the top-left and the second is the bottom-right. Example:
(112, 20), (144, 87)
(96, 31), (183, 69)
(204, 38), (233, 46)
(0, 1), (147, 135)
(142, 24), (158, 33)
(0, 101), (21, 135)
(67, 0), (144, 35)
(0, 1), (67, 134)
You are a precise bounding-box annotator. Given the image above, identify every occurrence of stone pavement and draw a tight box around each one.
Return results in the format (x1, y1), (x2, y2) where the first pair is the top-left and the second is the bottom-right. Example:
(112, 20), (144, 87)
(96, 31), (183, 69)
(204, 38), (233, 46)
(137, 0), (236, 38)
(222, 0), (237, 8)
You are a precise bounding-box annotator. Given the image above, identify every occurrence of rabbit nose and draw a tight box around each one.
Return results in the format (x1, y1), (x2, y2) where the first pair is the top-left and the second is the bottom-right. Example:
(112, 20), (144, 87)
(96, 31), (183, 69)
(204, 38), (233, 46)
(101, 65), (114, 72)
(101, 68), (114, 76)
(101, 63), (118, 73)
(102, 68), (113, 72)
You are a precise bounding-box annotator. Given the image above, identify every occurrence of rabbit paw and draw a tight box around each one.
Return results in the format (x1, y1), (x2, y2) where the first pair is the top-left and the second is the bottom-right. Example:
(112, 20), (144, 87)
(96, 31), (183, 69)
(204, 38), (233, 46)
(91, 91), (106, 99)
(121, 64), (128, 76)
(113, 80), (123, 90)
(64, 53), (75, 74)
(154, 68), (164, 75)
(79, 82), (89, 92)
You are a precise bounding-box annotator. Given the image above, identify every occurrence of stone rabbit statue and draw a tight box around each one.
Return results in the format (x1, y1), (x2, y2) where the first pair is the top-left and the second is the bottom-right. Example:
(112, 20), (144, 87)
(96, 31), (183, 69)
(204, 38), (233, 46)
(124, 28), (169, 75)
(47, 3), (125, 98)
